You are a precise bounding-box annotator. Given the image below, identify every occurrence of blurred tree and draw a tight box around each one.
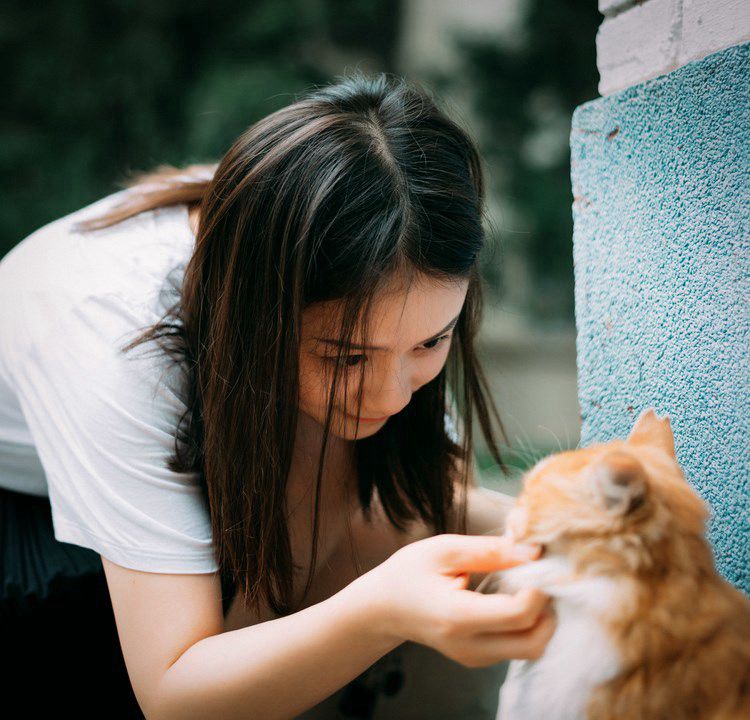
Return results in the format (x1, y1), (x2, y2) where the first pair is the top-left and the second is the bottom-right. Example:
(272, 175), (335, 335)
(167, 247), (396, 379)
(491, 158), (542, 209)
(448, 0), (601, 322)
(0, 0), (402, 258)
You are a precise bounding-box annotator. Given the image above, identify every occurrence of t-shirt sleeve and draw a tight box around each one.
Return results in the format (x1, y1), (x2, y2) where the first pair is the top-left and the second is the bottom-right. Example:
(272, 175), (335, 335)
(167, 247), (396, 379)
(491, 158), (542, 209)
(10, 293), (218, 574)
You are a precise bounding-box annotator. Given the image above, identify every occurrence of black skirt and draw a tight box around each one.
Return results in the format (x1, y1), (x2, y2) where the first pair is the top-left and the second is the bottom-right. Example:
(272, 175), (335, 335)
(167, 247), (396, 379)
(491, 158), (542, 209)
(0, 485), (103, 607)
(0, 486), (143, 718)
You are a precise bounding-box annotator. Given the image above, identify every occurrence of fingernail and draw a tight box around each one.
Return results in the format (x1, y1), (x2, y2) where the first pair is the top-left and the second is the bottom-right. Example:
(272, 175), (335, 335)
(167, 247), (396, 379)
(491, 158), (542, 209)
(512, 543), (541, 560)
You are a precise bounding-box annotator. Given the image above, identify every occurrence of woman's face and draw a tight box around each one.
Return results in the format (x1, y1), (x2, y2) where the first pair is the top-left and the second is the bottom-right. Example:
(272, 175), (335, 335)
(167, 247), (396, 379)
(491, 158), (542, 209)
(299, 272), (470, 440)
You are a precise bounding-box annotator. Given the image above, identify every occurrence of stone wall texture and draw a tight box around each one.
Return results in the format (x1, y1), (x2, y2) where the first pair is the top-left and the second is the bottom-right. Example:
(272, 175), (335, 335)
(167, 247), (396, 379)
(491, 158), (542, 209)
(571, 42), (749, 592)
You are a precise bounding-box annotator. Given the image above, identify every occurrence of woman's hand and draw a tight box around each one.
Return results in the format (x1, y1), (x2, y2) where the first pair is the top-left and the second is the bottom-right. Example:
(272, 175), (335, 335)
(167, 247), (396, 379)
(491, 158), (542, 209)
(350, 533), (556, 668)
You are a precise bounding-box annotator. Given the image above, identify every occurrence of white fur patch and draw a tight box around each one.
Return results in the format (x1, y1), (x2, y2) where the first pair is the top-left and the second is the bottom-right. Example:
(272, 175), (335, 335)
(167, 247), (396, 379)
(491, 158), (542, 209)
(495, 557), (624, 720)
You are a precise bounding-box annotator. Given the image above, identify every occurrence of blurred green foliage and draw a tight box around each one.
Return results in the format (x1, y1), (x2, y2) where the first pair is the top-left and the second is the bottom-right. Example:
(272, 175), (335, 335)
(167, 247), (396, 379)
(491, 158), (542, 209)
(448, 0), (601, 321)
(0, 0), (400, 258)
(2, 0), (599, 327)
(476, 444), (561, 497)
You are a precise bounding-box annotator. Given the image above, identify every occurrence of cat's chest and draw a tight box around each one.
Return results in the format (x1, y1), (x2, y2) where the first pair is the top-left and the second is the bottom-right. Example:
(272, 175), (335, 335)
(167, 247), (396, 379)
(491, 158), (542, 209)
(498, 601), (621, 720)
(494, 560), (625, 720)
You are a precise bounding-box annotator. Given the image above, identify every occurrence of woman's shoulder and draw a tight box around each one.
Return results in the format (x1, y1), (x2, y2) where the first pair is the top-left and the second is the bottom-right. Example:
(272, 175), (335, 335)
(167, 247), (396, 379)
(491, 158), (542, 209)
(1, 188), (136, 272)
(0, 192), (193, 360)
(1, 189), (191, 292)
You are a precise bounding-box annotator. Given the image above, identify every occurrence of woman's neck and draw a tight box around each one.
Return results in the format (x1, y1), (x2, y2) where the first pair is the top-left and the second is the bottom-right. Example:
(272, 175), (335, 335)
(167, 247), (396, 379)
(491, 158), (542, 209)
(288, 410), (357, 498)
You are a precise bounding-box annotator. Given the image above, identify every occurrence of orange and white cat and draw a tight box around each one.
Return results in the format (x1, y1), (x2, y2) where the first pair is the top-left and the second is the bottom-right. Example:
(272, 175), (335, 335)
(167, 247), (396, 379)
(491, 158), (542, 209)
(483, 409), (750, 720)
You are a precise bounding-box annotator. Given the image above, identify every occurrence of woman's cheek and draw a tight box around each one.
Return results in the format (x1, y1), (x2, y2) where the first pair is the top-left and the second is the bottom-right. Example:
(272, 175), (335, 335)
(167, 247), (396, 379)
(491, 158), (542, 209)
(416, 348), (451, 386)
(298, 358), (330, 412)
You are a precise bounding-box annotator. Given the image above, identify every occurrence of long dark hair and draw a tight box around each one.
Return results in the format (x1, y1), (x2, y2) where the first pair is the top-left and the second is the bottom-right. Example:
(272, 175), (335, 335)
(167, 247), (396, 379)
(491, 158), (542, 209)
(75, 72), (508, 617)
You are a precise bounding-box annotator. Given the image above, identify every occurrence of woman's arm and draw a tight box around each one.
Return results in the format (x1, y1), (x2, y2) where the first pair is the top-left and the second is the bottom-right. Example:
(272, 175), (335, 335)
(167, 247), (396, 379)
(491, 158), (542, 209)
(446, 453), (517, 590)
(362, 452), (517, 558)
(101, 557), (401, 720)
(451, 450), (516, 536)
(103, 514), (553, 719)
(463, 485), (516, 536)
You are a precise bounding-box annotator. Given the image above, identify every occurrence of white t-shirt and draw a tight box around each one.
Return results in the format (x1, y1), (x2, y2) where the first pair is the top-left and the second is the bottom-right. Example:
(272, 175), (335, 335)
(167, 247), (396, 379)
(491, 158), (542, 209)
(0, 188), (219, 573)
(0, 187), (463, 576)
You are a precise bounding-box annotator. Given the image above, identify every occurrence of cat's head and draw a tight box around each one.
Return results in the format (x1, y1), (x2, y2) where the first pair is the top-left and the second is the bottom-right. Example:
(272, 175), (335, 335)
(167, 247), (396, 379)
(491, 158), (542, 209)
(505, 409), (710, 574)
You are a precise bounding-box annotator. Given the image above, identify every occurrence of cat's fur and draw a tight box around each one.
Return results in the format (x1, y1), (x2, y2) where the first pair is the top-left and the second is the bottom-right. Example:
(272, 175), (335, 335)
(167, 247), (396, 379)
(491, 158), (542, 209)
(484, 409), (750, 720)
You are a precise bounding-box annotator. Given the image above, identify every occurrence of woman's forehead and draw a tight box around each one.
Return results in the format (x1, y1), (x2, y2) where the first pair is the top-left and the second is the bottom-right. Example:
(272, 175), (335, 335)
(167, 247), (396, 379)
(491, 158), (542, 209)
(302, 275), (469, 344)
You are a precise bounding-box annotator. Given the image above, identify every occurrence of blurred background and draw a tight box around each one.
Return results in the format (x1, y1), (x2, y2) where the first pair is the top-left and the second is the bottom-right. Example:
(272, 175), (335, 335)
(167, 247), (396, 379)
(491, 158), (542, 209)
(1, 0), (601, 494)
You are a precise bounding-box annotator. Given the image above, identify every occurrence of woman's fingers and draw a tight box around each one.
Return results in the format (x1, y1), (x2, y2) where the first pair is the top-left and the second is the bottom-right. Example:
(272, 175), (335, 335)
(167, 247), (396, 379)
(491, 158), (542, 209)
(433, 534), (541, 574)
(451, 587), (551, 633)
(455, 607), (557, 668)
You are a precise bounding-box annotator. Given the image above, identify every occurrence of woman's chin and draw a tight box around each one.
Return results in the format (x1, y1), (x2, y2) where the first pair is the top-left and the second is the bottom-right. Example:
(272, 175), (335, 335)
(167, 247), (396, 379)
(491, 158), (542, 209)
(336, 413), (389, 438)
(340, 420), (387, 439)
(298, 407), (389, 439)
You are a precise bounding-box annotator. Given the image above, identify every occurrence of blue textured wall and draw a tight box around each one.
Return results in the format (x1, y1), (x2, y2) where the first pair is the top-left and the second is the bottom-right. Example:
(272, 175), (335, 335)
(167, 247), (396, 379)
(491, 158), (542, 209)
(571, 42), (749, 592)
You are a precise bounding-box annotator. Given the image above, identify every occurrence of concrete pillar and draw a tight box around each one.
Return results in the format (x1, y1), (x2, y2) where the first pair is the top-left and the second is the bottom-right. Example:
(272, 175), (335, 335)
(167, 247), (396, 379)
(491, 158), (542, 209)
(572, 2), (749, 592)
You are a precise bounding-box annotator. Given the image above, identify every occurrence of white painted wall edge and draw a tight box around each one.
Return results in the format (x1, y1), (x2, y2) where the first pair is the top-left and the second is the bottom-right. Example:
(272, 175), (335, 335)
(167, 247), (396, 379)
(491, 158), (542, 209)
(596, 0), (750, 96)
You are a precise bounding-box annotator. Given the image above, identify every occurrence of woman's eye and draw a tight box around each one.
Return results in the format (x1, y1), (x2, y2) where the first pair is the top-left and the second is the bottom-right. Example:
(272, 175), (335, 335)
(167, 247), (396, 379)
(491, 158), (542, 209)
(323, 354), (365, 368)
(422, 334), (452, 351)
(342, 355), (365, 367)
(322, 334), (451, 368)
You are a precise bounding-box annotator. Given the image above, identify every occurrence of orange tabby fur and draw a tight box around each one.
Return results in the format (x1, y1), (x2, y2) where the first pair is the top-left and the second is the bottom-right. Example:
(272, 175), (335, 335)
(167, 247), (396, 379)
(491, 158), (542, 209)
(506, 409), (750, 720)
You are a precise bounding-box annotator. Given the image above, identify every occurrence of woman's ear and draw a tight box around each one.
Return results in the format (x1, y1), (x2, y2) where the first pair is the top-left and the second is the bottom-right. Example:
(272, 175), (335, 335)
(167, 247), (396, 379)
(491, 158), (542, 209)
(588, 451), (648, 516)
(627, 408), (676, 459)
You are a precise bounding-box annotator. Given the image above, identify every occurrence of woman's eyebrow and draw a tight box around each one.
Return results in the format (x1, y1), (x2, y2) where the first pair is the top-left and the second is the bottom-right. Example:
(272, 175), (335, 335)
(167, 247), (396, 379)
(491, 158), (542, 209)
(313, 314), (460, 351)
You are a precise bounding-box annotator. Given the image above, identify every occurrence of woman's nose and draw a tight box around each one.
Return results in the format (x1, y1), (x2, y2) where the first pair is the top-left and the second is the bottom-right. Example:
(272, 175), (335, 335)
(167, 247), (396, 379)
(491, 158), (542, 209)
(367, 360), (413, 416)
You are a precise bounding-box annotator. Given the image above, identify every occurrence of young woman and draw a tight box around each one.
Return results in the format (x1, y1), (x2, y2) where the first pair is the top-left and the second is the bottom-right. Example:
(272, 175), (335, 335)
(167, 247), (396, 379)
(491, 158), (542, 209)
(0, 73), (555, 718)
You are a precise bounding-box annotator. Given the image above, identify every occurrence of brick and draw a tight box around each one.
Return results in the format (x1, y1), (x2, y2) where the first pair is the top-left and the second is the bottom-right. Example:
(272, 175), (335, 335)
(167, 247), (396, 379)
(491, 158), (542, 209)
(598, 0), (637, 15)
(679, 0), (750, 66)
(596, 0), (681, 95)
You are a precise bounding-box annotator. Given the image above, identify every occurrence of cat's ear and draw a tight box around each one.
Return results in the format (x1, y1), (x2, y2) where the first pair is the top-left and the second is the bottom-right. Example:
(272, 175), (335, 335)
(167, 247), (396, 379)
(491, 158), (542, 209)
(588, 451), (648, 516)
(627, 408), (676, 458)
